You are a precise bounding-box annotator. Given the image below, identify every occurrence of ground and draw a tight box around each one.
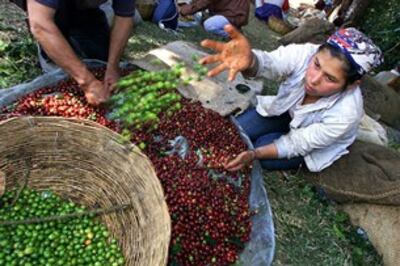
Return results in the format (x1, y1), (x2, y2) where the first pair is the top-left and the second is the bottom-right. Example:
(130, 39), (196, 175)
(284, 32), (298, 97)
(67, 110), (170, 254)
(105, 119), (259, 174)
(0, 1), (383, 265)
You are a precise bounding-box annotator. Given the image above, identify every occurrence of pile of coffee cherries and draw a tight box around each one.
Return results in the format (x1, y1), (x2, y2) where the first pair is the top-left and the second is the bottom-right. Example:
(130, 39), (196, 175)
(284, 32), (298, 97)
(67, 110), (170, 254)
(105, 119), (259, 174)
(0, 67), (254, 266)
(0, 189), (125, 266)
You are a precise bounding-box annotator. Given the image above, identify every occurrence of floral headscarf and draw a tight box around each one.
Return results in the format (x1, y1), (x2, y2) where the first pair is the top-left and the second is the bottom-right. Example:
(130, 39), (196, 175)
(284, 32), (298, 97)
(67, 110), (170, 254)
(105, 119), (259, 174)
(327, 28), (383, 75)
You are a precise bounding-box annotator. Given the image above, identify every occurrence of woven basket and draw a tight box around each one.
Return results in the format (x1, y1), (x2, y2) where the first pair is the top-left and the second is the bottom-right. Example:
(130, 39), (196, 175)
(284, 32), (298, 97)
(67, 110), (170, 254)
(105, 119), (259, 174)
(0, 116), (171, 266)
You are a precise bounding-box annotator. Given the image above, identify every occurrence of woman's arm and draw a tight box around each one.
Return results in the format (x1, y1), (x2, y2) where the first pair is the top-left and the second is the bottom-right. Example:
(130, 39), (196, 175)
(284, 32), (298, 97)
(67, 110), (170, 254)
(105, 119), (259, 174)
(224, 143), (278, 171)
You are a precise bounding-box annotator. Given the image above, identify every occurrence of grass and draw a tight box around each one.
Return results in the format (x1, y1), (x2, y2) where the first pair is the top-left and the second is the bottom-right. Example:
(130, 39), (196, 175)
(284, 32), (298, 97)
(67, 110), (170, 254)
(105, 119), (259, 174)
(360, 0), (400, 71)
(0, 2), (384, 265)
(266, 171), (382, 265)
(0, 0), (41, 88)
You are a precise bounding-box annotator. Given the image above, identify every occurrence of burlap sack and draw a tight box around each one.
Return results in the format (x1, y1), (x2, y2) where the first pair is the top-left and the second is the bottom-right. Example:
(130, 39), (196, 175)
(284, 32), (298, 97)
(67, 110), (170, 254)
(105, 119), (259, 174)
(362, 75), (400, 130)
(279, 18), (335, 45)
(341, 204), (400, 266)
(304, 141), (400, 205)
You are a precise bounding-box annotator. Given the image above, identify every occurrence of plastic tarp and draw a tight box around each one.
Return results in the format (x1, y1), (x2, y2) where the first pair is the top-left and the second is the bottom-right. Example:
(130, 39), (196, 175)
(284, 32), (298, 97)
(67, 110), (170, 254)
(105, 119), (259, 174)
(0, 60), (275, 265)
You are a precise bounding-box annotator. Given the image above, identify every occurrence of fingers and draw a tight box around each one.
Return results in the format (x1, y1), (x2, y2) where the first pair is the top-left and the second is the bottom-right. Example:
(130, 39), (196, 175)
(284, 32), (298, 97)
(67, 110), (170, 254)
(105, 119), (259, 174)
(104, 79), (116, 93)
(207, 63), (228, 77)
(224, 24), (242, 40)
(201, 39), (225, 53)
(228, 68), (239, 82)
(199, 54), (220, 65)
(224, 160), (239, 171)
(224, 154), (244, 171)
(224, 159), (244, 172)
(85, 94), (100, 106)
(85, 87), (109, 106)
(223, 151), (252, 171)
(227, 164), (244, 172)
(109, 83), (117, 92)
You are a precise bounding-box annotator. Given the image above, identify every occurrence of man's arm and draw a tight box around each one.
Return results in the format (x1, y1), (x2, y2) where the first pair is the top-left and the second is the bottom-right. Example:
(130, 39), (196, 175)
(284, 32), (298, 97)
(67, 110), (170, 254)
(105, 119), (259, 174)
(104, 15), (133, 91)
(27, 0), (95, 88)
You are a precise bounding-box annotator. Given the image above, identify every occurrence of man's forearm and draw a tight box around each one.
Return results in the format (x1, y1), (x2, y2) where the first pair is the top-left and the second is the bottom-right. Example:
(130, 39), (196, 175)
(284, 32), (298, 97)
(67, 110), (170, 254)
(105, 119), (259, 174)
(107, 16), (133, 68)
(27, 0), (94, 87)
(33, 23), (94, 85)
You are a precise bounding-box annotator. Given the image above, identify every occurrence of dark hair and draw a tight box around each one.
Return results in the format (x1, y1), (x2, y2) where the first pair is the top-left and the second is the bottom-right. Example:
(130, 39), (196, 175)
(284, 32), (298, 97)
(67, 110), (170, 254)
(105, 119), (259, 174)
(318, 43), (362, 86)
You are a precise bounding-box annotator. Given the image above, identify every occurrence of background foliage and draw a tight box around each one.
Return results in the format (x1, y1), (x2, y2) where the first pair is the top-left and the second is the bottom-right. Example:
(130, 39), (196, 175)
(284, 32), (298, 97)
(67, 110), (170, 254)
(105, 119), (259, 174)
(360, 0), (400, 71)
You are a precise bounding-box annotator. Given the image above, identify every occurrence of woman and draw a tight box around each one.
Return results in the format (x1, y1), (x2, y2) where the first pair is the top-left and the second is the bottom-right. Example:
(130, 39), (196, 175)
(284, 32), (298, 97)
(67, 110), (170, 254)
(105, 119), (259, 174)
(200, 26), (383, 172)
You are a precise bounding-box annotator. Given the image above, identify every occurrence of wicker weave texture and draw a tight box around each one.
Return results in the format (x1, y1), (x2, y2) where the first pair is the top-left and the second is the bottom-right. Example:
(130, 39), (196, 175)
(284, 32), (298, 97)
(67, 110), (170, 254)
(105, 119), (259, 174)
(0, 116), (171, 266)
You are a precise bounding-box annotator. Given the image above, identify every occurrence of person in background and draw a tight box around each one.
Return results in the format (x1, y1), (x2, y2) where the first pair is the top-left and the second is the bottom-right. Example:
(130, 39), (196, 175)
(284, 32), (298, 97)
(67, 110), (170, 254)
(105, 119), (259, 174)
(200, 25), (383, 172)
(179, 0), (250, 38)
(10, 0), (135, 105)
(314, 0), (333, 12)
(254, 0), (289, 23)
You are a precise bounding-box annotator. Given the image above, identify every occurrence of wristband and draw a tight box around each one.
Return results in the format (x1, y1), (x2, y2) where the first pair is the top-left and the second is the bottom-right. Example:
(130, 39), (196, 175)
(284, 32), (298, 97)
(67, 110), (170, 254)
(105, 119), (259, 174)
(242, 52), (259, 78)
(248, 149), (257, 161)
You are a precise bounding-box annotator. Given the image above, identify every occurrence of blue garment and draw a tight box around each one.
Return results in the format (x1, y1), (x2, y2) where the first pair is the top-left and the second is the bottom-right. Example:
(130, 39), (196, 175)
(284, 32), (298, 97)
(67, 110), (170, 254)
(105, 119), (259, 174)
(36, 0), (135, 17)
(236, 108), (304, 171)
(255, 3), (282, 22)
(152, 0), (179, 30)
(203, 15), (230, 38)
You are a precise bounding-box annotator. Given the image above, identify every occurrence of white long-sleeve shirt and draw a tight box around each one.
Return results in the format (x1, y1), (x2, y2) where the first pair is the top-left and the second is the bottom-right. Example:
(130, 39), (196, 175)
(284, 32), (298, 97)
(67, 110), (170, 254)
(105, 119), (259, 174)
(252, 43), (364, 172)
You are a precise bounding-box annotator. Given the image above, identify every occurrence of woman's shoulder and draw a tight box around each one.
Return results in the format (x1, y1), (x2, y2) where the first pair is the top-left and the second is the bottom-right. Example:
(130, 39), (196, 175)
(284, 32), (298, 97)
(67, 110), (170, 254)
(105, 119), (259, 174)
(274, 43), (319, 68)
(277, 43), (319, 55)
(328, 87), (364, 121)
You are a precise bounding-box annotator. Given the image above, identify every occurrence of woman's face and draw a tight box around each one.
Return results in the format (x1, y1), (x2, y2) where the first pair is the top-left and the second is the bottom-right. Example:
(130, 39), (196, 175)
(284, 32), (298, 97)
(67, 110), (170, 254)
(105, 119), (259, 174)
(304, 49), (347, 97)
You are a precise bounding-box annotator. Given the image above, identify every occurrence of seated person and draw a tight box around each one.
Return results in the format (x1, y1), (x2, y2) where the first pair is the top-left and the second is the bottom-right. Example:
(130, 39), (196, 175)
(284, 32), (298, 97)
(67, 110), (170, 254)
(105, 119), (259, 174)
(200, 26), (383, 172)
(255, 0), (289, 22)
(179, 0), (250, 38)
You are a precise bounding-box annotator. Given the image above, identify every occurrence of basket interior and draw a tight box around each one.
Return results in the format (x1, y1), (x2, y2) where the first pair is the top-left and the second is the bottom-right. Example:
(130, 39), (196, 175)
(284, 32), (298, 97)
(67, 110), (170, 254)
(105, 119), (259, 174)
(0, 116), (171, 266)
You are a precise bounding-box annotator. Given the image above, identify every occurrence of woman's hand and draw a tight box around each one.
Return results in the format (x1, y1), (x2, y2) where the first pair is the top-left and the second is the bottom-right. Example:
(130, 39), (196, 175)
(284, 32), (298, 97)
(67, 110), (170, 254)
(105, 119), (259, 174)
(200, 24), (254, 81)
(223, 150), (256, 172)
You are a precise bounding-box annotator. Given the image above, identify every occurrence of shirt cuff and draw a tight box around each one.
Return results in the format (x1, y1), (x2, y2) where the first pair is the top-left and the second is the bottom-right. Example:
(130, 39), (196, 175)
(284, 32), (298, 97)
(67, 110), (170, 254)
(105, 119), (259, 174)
(252, 49), (266, 77)
(273, 136), (290, 159)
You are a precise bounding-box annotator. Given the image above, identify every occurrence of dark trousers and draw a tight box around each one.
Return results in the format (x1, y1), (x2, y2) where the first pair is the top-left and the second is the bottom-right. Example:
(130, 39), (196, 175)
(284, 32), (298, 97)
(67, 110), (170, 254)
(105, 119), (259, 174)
(236, 108), (305, 171)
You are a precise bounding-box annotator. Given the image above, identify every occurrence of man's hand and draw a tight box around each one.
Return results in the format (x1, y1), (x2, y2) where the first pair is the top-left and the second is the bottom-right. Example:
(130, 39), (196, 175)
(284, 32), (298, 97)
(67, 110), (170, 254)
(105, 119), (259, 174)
(104, 66), (120, 93)
(200, 24), (253, 81)
(82, 79), (110, 106)
(223, 150), (255, 172)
